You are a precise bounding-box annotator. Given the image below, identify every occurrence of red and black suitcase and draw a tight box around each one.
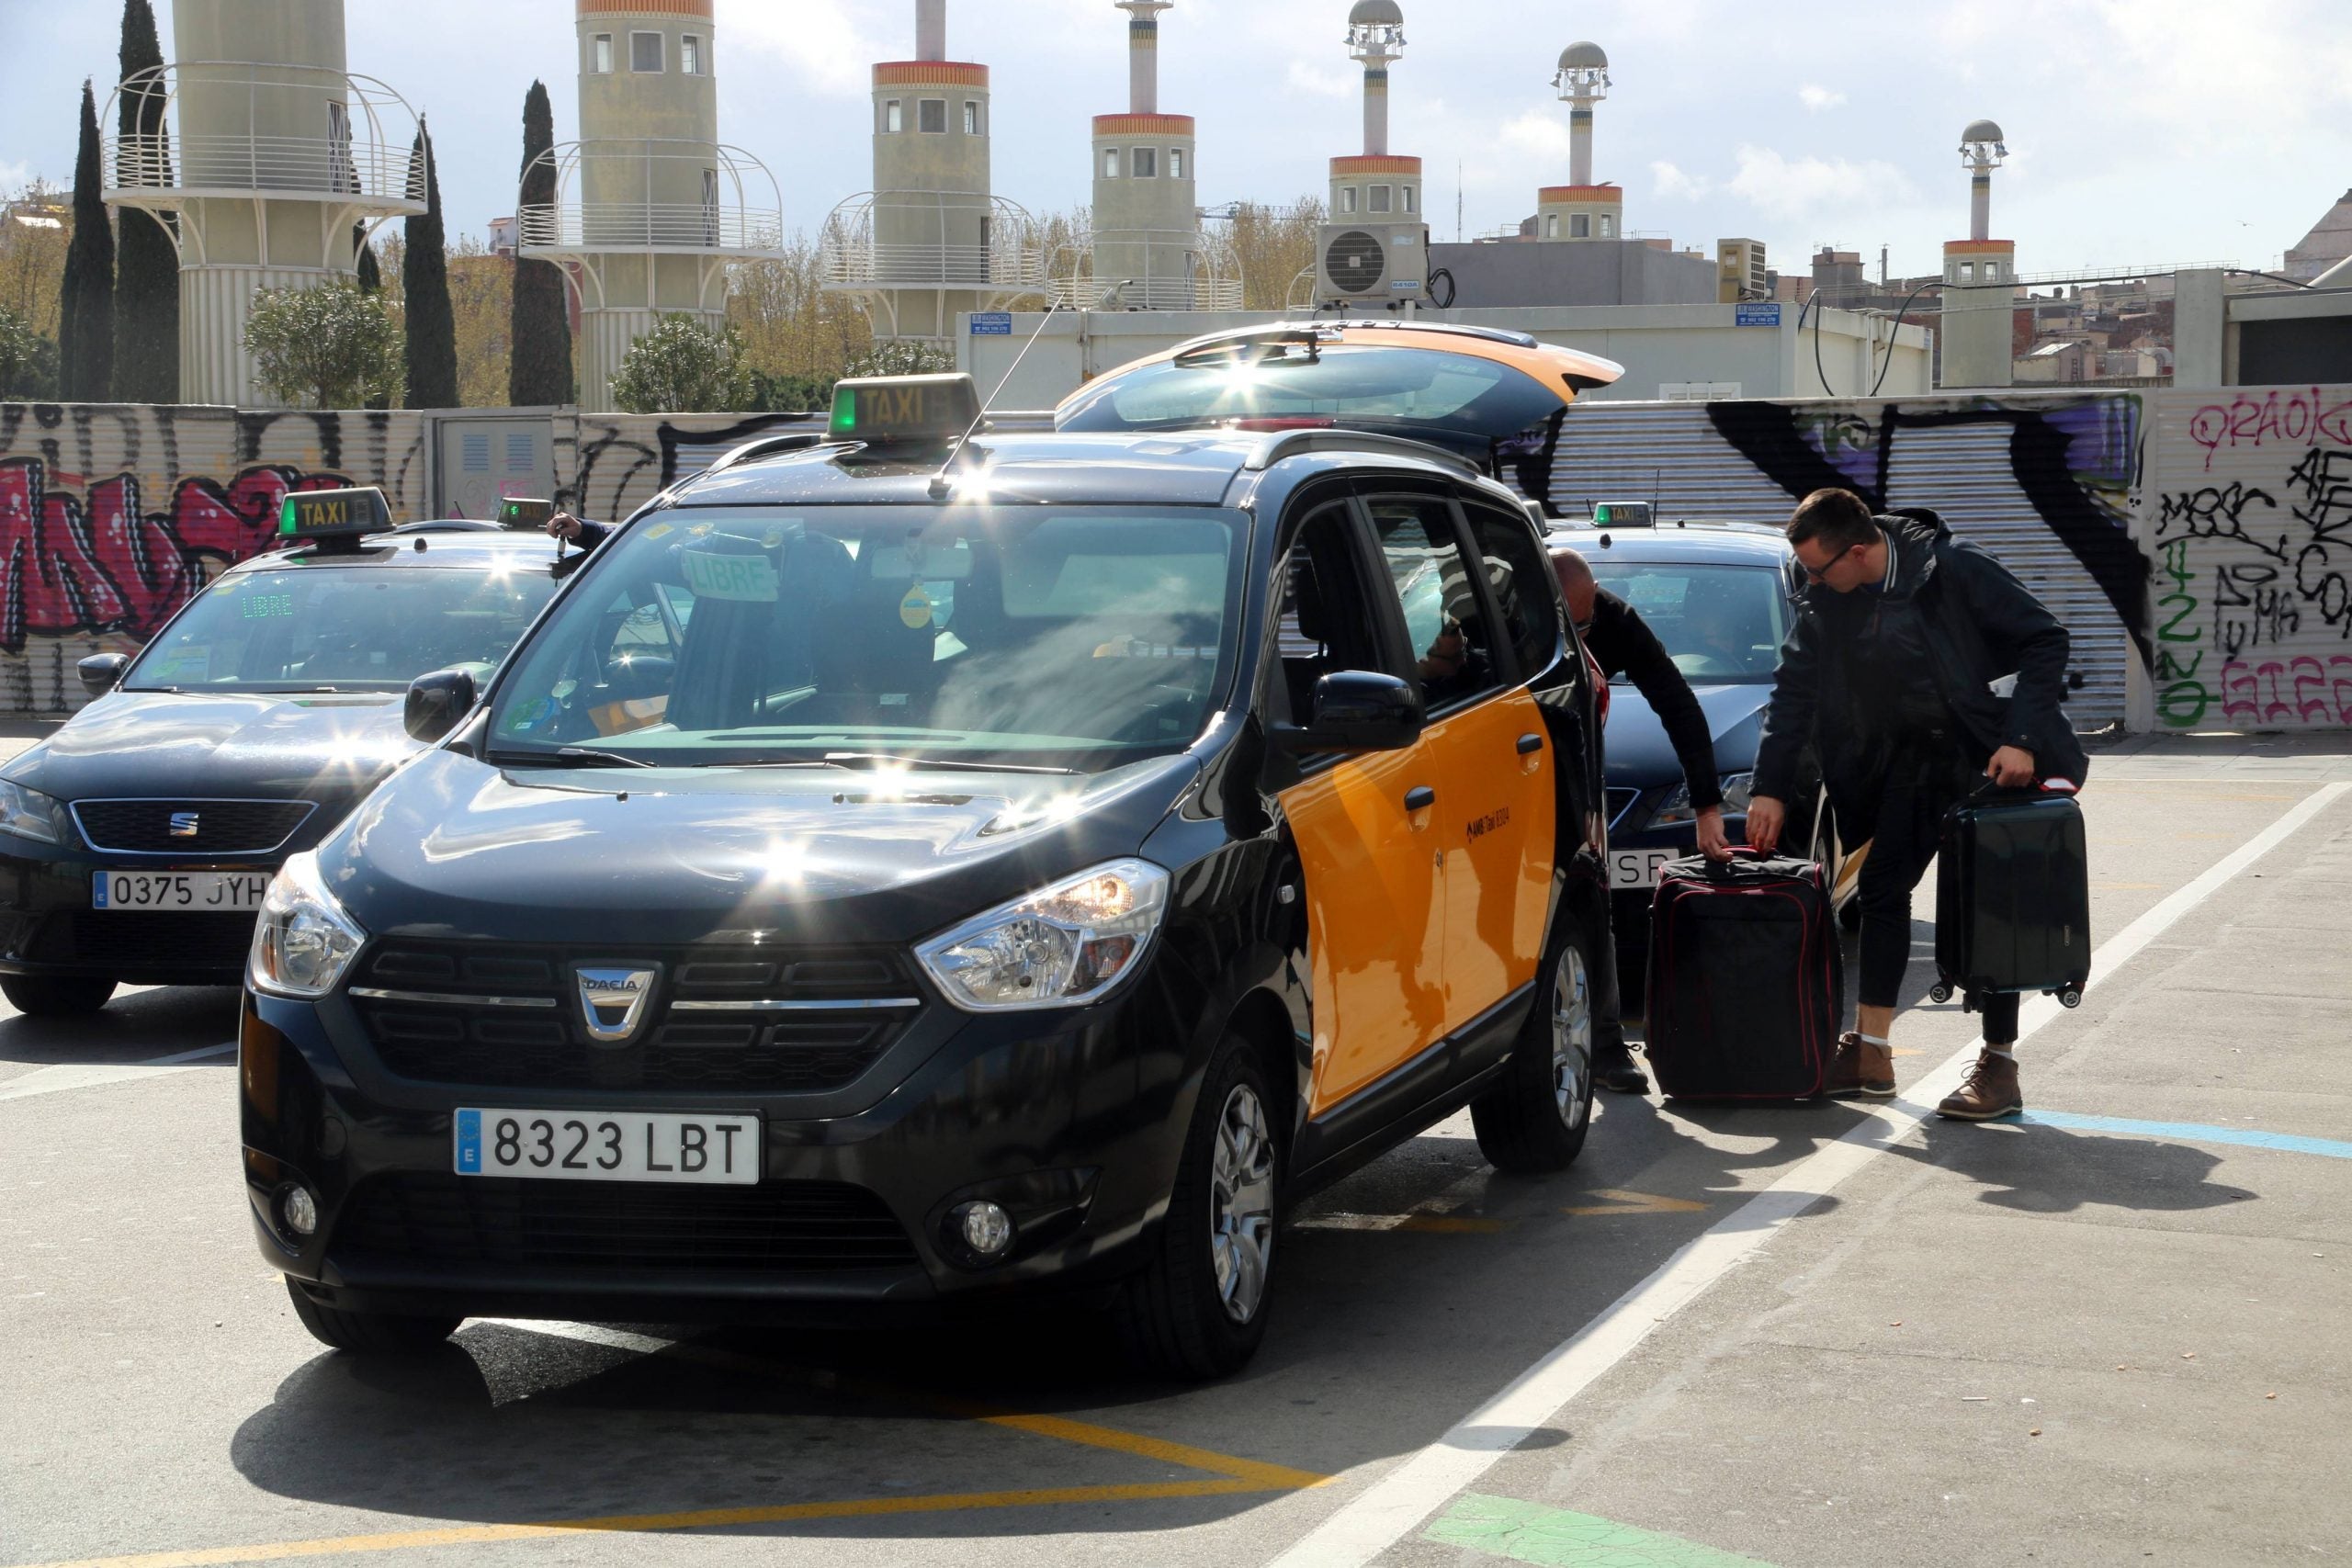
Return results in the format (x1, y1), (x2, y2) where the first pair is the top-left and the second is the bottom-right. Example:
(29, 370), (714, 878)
(1932, 784), (2091, 1010)
(1643, 852), (1843, 1100)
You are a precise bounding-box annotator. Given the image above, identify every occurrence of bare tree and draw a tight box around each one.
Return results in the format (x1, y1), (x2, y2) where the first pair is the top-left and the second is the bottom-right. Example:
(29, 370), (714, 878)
(1204, 197), (1327, 311)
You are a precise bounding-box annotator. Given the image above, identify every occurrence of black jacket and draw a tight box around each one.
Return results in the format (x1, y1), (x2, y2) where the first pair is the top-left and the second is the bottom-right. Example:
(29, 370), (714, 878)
(572, 518), (613, 550)
(1584, 587), (1722, 811)
(1754, 510), (2087, 836)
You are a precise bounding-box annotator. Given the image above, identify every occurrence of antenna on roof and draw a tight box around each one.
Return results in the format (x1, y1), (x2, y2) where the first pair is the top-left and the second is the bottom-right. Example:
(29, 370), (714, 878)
(927, 294), (1091, 499)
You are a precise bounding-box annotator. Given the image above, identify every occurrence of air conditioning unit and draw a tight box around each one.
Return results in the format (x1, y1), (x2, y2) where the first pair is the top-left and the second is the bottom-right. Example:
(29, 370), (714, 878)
(1315, 222), (1430, 305)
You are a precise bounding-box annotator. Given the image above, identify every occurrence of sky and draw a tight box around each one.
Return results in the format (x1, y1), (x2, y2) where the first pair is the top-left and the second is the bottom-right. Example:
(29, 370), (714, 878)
(4, 0), (2350, 285)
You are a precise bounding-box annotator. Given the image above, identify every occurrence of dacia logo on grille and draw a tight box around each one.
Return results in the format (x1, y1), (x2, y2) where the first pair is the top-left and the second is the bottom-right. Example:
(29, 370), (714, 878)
(574, 964), (660, 1044)
(167, 811), (199, 838)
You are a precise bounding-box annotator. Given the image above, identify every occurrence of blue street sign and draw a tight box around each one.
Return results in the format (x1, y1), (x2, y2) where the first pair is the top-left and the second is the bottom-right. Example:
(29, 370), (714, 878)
(970, 312), (1013, 335)
(1735, 302), (1781, 327)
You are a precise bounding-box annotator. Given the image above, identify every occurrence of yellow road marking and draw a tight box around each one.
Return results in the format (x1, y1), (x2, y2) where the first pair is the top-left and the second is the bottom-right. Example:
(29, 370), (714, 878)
(13, 1481), (1272, 1568)
(1560, 1188), (1710, 1217)
(1395, 1214), (1509, 1234)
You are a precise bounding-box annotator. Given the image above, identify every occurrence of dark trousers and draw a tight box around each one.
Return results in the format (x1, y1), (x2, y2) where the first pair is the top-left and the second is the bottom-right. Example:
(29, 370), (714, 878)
(1855, 742), (2020, 1044)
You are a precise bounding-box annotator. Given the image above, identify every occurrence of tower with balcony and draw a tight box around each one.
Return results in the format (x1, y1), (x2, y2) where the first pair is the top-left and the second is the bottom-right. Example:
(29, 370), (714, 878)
(518, 1), (786, 410)
(101, 0), (424, 406)
(1938, 118), (2016, 388)
(1326, 1), (1422, 236)
(1536, 41), (1618, 242)
(824, 0), (1045, 343)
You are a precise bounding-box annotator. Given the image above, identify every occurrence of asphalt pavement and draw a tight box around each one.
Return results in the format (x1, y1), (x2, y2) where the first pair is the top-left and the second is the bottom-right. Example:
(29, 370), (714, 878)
(4, 733), (2349, 1568)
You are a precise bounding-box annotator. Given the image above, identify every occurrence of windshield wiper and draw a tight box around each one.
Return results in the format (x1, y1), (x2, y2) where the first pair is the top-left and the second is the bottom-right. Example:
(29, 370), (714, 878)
(488, 746), (656, 770)
(822, 751), (1080, 776)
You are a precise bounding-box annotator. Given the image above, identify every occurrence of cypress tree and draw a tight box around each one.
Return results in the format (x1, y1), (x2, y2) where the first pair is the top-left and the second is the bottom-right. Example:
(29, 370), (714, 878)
(354, 224), (380, 292)
(401, 121), (458, 408)
(508, 80), (572, 406)
(111, 0), (178, 401)
(58, 81), (115, 401)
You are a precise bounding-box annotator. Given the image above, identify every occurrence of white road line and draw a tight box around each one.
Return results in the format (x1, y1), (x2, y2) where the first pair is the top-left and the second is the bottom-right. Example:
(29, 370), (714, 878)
(471, 1318), (673, 1356)
(1268, 780), (2351, 1568)
(0, 1042), (236, 1103)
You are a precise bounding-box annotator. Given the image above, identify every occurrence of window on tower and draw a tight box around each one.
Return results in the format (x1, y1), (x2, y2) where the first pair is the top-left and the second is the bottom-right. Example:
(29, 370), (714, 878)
(1369, 185), (1392, 213)
(1570, 213), (1590, 238)
(591, 33), (612, 73)
(883, 99), (902, 134)
(1599, 213), (1613, 238)
(1103, 148), (1121, 178)
(964, 100), (981, 135)
(1402, 185), (1415, 214)
(630, 31), (662, 72)
(1544, 213), (1559, 239)
(1132, 147), (1157, 178)
(682, 34), (704, 75)
(1340, 186), (1357, 214)
(919, 98), (947, 133)
(1169, 147), (1185, 179)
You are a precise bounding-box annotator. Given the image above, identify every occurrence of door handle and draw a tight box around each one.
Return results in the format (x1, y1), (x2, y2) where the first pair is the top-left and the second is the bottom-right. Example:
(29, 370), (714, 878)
(1404, 785), (1436, 812)
(1516, 732), (1544, 755)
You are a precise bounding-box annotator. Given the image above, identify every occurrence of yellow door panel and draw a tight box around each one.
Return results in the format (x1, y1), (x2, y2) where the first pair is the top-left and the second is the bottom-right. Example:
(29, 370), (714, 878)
(1431, 687), (1556, 1027)
(1280, 743), (1446, 1116)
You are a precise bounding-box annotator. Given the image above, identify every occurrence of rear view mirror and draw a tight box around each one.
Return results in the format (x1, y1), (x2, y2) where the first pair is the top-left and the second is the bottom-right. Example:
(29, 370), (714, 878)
(1272, 671), (1423, 754)
(404, 668), (479, 743)
(76, 654), (129, 697)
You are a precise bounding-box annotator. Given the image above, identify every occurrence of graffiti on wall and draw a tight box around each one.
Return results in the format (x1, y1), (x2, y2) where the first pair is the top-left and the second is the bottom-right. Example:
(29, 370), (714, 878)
(2144, 386), (2352, 729)
(567, 412), (823, 523)
(0, 402), (429, 712)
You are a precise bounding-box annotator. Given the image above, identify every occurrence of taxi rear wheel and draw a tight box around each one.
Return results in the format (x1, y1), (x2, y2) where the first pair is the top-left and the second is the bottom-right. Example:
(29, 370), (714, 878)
(1, 975), (116, 1017)
(284, 1280), (461, 1356)
(1114, 1034), (1280, 1381)
(1472, 935), (1596, 1174)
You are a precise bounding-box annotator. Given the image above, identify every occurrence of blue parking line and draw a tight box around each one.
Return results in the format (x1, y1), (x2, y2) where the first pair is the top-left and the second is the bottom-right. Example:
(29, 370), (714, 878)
(2020, 1110), (2352, 1160)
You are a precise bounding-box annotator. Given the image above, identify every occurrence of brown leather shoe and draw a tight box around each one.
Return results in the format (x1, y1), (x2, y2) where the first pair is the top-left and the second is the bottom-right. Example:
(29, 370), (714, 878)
(1824, 1032), (1894, 1099)
(1937, 1048), (2023, 1121)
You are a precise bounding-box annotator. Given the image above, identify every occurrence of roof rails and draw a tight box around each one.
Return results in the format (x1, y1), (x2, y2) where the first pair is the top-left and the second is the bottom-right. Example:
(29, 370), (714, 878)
(1241, 427), (1486, 479)
(700, 429), (830, 478)
(1340, 320), (1541, 349)
(384, 519), (503, 535)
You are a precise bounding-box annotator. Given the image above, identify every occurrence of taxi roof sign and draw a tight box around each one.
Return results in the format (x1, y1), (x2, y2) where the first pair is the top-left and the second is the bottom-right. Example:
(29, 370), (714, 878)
(497, 496), (556, 532)
(829, 373), (981, 450)
(278, 486), (391, 543)
(1590, 501), (1654, 527)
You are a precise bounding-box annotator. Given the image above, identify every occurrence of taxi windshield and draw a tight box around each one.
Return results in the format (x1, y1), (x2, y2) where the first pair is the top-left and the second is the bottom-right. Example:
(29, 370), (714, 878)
(1056, 344), (1566, 445)
(486, 505), (1247, 769)
(1586, 561), (1792, 683)
(126, 559), (558, 694)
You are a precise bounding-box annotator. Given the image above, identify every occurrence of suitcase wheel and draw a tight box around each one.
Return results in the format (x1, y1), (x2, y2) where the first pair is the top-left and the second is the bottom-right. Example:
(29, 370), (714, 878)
(1928, 982), (1954, 1004)
(2057, 986), (2083, 1010)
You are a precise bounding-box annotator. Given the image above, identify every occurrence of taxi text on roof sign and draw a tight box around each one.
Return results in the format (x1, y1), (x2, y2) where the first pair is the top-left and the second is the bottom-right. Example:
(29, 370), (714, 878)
(1591, 502), (1654, 528)
(829, 372), (982, 448)
(278, 486), (391, 540)
(498, 497), (556, 532)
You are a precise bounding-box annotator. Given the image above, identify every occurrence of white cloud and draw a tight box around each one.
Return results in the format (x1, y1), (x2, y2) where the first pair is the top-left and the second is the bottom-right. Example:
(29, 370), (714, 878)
(1725, 145), (1917, 220)
(1650, 160), (1711, 201)
(1285, 60), (1356, 98)
(1498, 111), (1572, 164)
(722, 0), (884, 98)
(1797, 84), (1846, 112)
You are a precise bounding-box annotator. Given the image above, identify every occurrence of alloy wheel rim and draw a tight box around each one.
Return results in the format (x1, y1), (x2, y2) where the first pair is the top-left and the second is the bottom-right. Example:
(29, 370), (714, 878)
(1208, 1082), (1276, 1324)
(1551, 947), (1594, 1129)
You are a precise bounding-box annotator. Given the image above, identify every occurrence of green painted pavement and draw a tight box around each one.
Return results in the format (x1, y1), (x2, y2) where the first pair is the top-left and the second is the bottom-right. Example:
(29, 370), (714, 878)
(1423, 1493), (1778, 1568)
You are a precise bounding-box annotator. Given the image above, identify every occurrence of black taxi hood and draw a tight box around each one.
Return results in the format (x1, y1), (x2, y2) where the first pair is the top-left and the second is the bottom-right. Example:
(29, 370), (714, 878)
(320, 748), (1203, 947)
(4, 688), (415, 806)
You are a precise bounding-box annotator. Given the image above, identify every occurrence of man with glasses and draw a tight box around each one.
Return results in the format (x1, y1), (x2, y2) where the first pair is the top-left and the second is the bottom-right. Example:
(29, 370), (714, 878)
(1552, 546), (1730, 1095)
(1746, 488), (2085, 1120)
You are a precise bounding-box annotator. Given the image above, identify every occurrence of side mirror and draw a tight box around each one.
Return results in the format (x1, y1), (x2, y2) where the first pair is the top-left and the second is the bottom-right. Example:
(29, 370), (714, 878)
(1272, 671), (1424, 754)
(76, 653), (129, 697)
(403, 668), (479, 743)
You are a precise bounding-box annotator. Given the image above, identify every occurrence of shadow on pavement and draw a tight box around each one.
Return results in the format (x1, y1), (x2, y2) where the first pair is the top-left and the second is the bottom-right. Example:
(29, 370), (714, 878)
(1899, 1119), (2254, 1214)
(0, 985), (241, 1066)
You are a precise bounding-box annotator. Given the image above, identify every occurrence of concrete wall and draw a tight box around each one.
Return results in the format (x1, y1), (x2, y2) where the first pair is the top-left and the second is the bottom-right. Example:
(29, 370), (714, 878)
(2134, 383), (2352, 731)
(0, 400), (820, 714)
(1426, 239), (1717, 309)
(957, 303), (1931, 410)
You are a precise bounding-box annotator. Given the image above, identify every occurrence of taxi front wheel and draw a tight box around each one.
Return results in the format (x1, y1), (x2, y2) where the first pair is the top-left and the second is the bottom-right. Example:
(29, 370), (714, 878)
(1, 975), (116, 1017)
(284, 1280), (462, 1356)
(1114, 1034), (1281, 1381)
(1471, 938), (1597, 1174)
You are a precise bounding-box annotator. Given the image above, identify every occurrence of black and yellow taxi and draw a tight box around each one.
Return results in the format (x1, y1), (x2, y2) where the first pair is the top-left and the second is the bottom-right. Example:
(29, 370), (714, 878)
(242, 355), (1620, 1377)
(0, 490), (560, 1015)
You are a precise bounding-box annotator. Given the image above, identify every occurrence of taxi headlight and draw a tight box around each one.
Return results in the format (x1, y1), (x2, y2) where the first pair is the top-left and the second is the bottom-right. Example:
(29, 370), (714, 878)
(915, 858), (1170, 1012)
(248, 852), (368, 999)
(1651, 773), (1755, 827)
(0, 778), (70, 845)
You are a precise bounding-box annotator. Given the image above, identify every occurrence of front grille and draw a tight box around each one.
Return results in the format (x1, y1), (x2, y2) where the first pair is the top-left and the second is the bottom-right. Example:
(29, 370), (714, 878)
(1606, 787), (1645, 833)
(28, 909), (257, 971)
(72, 798), (315, 855)
(334, 1172), (918, 1273)
(351, 940), (918, 1093)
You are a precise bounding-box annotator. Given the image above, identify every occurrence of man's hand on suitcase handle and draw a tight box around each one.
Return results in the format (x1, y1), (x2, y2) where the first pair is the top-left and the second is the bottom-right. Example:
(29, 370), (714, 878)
(1695, 803), (1736, 862)
(1985, 745), (2037, 788)
(1744, 795), (1785, 857)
